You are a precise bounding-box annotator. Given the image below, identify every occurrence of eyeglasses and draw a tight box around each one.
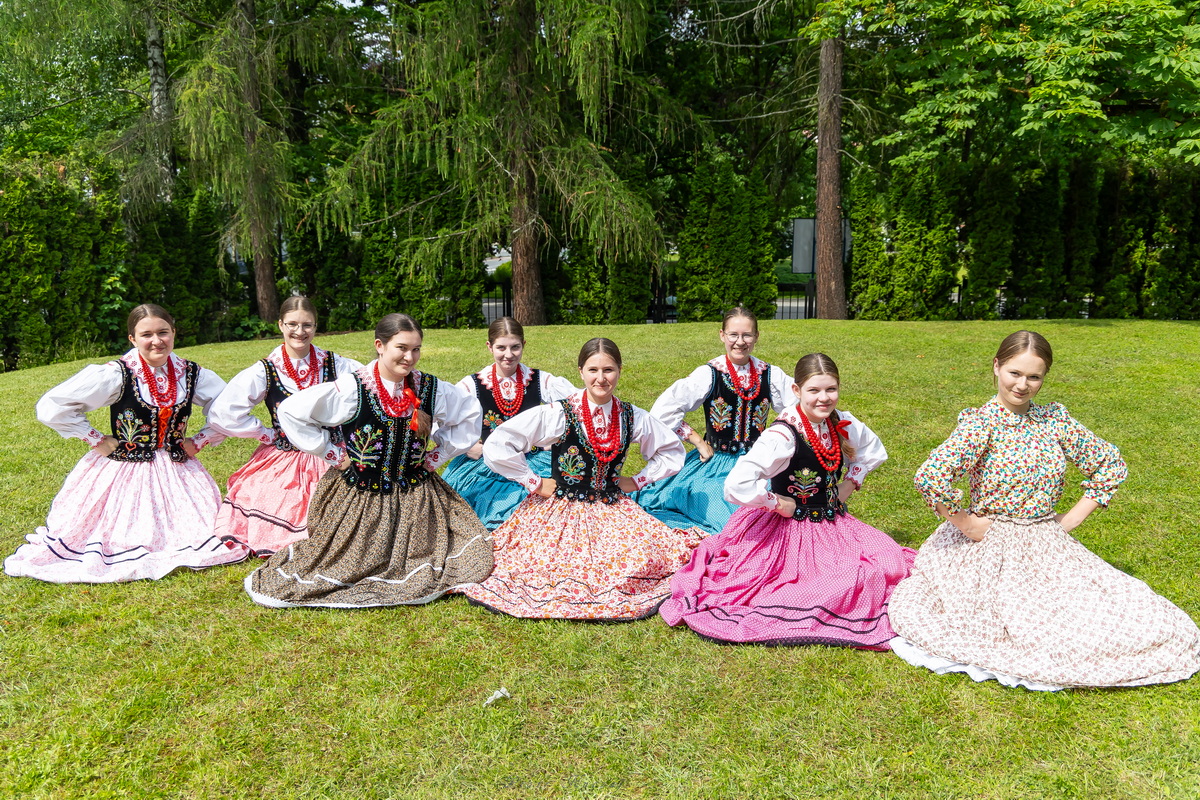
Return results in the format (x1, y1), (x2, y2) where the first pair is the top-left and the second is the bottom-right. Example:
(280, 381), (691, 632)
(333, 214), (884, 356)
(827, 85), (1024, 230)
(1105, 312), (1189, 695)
(282, 322), (316, 332)
(723, 333), (758, 342)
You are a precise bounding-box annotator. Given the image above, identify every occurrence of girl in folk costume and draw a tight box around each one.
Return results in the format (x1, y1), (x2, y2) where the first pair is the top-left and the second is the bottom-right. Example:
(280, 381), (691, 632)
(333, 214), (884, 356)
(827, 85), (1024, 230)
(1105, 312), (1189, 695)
(5, 304), (248, 583)
(462, 338), (704, 621)
(633, 306), (797, 534)
(209, 296), (363, 557)
(244, 313), (493, 609)
(661, 353), (915, 648)
(442, 316), (576, 529)
(889, 331), (1200, 689)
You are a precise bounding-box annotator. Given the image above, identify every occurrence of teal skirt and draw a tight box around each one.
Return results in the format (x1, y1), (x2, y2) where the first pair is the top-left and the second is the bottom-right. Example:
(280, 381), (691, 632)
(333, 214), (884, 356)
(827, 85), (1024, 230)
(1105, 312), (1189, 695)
(630, 449), (738, 535)
(442, 449), (553, 530)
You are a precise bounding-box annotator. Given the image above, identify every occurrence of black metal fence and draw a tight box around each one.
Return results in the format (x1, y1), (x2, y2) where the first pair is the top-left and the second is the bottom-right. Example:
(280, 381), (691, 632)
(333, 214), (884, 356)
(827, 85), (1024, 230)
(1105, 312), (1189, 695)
(775, 281), (816, 320)
(481, 282), (513, 323)
(648, 271), (676, 323)
(481, 277), (815, 323)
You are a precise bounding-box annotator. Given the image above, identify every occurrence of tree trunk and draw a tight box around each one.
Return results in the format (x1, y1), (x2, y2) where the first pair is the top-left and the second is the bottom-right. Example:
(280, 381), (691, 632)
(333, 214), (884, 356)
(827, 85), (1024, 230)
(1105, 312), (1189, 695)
(506, 0), (546, 326)
(815, 36), (847, 320)
(145, 12), (171, 124)
(144, 10), (173, 197)
(236, 0), (279, 322)
(510, 172), (546, 326)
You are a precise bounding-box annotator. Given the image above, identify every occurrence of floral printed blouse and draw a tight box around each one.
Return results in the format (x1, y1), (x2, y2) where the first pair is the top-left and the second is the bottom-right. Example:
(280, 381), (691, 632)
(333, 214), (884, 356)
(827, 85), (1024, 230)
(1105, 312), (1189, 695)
(914, 397), (1127, 518)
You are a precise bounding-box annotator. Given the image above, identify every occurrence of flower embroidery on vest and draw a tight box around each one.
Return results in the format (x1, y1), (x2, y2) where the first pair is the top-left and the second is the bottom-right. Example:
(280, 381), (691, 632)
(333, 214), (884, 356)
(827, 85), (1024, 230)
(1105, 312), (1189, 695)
(752, 398), (771, 433)
(346, 424), (385, 471)
(709, 397), (732, 431)
(115, 409), (152, 449)
(557, 446), (586, 484)
(483, 409), (504, 430)
(787, 467), (822, 502)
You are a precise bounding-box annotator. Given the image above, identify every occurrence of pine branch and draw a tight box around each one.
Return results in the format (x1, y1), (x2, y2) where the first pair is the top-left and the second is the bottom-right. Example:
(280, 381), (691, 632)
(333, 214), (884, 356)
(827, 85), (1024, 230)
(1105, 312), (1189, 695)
(5, 89), (147, 125)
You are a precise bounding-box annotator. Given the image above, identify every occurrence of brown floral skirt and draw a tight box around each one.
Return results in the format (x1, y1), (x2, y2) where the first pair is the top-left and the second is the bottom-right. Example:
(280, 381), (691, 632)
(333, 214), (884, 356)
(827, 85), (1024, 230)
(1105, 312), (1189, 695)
(888, 517), (1200, 688)
(245, 470), (493, 608)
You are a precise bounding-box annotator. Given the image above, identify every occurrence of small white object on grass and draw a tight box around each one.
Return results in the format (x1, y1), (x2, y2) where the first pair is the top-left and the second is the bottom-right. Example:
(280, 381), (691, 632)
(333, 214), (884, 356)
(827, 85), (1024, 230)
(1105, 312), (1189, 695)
(483, 687), (511, 707)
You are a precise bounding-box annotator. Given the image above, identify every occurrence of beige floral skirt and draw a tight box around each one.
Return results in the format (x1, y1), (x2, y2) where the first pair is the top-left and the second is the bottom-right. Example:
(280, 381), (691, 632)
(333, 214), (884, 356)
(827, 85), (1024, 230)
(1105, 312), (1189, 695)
(245, 470), (493, 608)
(888, 516), (1200, 688)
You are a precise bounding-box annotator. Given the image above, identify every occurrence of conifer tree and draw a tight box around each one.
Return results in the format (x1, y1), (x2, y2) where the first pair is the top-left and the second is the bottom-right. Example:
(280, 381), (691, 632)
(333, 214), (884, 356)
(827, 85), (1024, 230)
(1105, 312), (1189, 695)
(321, 0), (674, 325)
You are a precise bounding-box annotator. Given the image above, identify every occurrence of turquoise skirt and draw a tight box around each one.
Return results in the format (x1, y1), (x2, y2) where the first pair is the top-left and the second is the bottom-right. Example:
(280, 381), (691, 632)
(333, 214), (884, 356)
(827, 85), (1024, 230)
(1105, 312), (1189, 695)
(630, 449), (738, 535)
(442, 449), (553, 530)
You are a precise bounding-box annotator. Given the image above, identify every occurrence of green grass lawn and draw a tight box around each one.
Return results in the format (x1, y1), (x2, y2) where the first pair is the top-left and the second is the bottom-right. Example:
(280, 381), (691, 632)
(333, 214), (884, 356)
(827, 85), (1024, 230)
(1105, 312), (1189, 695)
(2, 319), (1199, 799)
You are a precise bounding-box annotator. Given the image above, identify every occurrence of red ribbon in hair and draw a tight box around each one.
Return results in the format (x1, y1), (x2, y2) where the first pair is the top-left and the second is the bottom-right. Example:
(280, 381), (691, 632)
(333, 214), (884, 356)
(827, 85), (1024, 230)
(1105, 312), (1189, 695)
(834, 419), (852, 439)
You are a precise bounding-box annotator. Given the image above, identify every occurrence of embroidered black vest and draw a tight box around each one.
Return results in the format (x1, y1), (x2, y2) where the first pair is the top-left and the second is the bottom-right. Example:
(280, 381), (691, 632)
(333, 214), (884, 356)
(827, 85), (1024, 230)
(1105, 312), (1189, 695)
(703, 363), (773, 454)
(263, 350), (340, 451)
(339, 371), (438, 494)
(108, 360), (200, 463)
(767, 418), (847, 522)
(472, 369), (544, 443)
(551, 398), (635, 504)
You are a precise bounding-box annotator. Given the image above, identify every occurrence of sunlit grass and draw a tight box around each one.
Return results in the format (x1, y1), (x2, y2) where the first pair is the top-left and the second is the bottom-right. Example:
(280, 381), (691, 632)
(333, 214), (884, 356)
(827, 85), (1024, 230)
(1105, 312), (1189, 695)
(2, 319), (1198, 799)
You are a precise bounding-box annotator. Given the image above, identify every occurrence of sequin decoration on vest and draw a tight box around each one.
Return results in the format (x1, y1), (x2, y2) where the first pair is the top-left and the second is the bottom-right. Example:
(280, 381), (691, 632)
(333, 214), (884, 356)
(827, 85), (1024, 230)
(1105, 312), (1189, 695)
(767, 418), (848, 522)
(473, 368), (544, 443)
(551, 398), (635, 504)
(108, 359), (200, 463)
(263, 350), (340, 451)
(340, 369), (439, 493)
(704, 361), (773, 454)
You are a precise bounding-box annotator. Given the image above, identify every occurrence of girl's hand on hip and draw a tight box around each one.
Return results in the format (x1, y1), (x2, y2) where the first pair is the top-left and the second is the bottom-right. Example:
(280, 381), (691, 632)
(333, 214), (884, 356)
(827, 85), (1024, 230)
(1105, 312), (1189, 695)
(950, 512), (992, 542)
(774, 495), (797, 519)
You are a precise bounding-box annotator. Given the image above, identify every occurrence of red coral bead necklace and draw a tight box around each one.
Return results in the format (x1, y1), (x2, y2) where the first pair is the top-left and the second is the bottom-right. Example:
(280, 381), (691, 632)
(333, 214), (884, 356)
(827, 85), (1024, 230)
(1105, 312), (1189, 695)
(139, 354), (177, 407)
(725, 355), (762, 401)
(375, 362), (421, 432)
(281, 346), (318, 389)
(490, 363), (525, 417)
(582, 396), (622, 465)
(798, 407), (842, 472)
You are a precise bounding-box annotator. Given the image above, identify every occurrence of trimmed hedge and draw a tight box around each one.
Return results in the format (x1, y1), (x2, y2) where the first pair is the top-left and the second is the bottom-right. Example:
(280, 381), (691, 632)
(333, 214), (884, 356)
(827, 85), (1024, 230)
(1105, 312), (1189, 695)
(848, 152), (1200, 320)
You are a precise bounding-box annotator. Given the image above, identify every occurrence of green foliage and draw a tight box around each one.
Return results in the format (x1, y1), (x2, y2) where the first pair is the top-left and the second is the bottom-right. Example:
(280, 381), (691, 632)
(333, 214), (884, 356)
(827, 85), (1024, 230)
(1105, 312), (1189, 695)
(125, 187), (252, 344)
(848, 149), (1200, 321)
(0, 151), (263, 368)
(1140, 162), (1200, 319)
(316, 0), (678, 304)
(284, 226), (368, 333)
(351, 179), (485, 330)
(676, 154), (777, 322)
(287, 205), (487, 333)
(849, 161), (958, 320)
(960, 166), (1016, 320)
(817, 0), (1200, 164)
(1007, 165), (1066, 319)
(0, 153), (122, 368)
(546, 240), (653, 325)
(376, 244), (487, 331)
(1059, 159), (1102, 318)
(6, 0), (1200, 346)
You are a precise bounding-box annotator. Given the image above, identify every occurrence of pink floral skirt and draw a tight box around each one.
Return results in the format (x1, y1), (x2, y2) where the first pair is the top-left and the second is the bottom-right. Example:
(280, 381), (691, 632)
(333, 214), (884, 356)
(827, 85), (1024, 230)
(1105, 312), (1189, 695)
(660, 506), (915, 649)
(5, 450), (248, 584)
(214, 443), (328, 557)
(461, 494), (704, 621)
